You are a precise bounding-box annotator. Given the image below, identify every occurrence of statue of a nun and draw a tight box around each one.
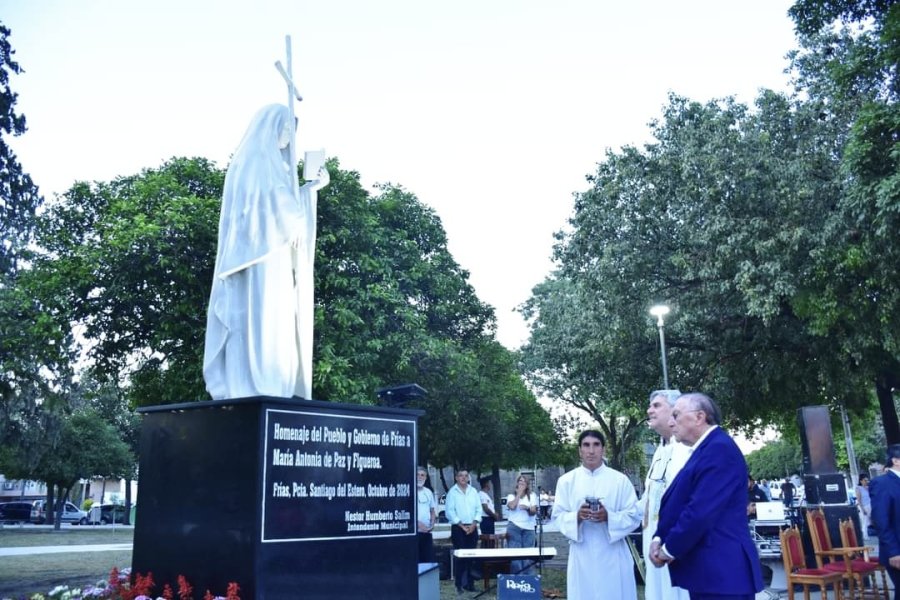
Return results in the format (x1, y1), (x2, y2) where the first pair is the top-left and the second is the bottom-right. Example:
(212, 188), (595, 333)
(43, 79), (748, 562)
(203, 104), (328, 400)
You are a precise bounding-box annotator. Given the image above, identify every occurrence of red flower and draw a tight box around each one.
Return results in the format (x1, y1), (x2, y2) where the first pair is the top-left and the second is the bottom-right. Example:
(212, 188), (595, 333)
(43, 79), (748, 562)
(226, 582), (241, 600)
(108, 567), (121, 589)
(162, 583), (175, 600)
(128, 571), (155, 600)
(177, 574), (194, 600)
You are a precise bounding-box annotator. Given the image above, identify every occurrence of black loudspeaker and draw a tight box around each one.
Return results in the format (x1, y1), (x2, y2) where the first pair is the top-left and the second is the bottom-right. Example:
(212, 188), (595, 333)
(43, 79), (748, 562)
(804, 473), (848, 505)
(798, 406), (838, 474)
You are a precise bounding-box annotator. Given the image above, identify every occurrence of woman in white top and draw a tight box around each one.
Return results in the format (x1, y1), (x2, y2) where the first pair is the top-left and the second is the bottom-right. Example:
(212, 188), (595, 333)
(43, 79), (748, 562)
(506, 473), (538, 575)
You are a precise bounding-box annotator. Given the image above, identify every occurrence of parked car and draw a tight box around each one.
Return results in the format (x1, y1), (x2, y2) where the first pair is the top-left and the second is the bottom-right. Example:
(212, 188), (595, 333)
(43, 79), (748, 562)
(30, 500), (88, 525)
(89, 503), (129, 525)
(0, 501), (33, 523)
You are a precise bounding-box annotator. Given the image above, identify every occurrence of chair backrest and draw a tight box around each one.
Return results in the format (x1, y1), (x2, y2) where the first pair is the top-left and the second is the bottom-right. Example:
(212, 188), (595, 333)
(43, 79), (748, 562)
(839, 517), (859, 548)
(780, 526), (807, 573)
(480, 533), (507, 549)
(806, 508), (834, 553)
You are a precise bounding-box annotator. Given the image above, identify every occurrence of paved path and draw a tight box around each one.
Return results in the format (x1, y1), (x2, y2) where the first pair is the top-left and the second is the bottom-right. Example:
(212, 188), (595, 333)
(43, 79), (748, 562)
(0, 543), (132, 556)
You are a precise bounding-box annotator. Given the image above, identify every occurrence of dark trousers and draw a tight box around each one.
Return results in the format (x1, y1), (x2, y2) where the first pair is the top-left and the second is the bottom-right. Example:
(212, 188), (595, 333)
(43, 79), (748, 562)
(417, 531), (435, 563)
(451, 523), (478, 590)
(481, 515), (495, 535)
(888, 565), (900, 600)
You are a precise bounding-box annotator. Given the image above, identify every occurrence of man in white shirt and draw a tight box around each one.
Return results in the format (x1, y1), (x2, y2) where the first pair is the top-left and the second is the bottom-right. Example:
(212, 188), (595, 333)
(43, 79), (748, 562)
(445, 468), (481, 594)
(416, 467), (437, 563)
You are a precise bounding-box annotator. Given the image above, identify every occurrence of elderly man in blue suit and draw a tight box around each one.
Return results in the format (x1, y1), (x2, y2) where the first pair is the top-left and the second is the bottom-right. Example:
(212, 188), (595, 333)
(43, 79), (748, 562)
(648, 392), (763, 600)
(870, 444), (900, 599)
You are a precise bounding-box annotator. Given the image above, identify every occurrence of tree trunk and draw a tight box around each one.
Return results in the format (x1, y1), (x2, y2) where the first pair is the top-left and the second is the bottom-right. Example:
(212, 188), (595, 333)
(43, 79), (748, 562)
(876, 371), (900, 444)
(45, 486), (55, 526)
(54, 485), (71, 531)
(490, 465), (502, 518)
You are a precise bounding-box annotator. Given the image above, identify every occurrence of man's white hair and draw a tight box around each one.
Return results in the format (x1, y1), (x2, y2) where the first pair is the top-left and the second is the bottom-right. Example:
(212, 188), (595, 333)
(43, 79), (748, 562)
(648, 389), (682, 406)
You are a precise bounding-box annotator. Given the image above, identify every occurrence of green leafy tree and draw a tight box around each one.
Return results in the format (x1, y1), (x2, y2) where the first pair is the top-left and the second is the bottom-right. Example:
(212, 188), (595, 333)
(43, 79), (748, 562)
(76, 374), (141, 523)
(0, 22), (40, 275)
(520, 276), (652, 471)
(788, 0), (900, 441)
(33, 157), (224, 407)
(1, 409), (132, 529)
(313, 172), (495, 402)
(746, 439), (803, 481)
(0, 23), (72, 462)
(521, 84), (892, 445)
(412, 339), (561, 475)
(31, 155), (556, 490)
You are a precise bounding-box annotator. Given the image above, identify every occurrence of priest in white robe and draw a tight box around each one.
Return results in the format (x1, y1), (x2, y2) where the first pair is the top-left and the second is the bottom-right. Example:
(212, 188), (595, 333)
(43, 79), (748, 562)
(204, 104), (328, 401)
(553, 430), (642, 600)
(640, 390), (690, 600)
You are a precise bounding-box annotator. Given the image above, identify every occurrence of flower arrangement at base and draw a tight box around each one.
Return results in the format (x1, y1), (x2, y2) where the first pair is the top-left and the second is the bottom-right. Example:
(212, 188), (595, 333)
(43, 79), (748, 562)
(17, 568), (240, 600)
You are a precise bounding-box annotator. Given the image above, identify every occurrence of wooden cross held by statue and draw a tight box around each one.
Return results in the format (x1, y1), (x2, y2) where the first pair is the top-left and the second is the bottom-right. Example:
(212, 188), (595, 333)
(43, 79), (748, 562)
(275, 35), (303, 190)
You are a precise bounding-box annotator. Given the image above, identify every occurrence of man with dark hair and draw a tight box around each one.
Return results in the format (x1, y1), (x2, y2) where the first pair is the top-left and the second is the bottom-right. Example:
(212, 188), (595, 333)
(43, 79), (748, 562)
(650, 393), (763, 600)
(478, 477), (500, 535)
(780, 478), (796, 508)
(552, 430), (641, 600)
(869, 444), (900, 599)
(747, 475), (769, 519)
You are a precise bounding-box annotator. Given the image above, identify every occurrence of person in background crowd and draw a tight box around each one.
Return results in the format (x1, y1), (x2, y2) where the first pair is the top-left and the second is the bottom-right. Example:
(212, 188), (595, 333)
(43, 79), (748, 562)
(780, 478), (796, 509)
(857, 474), (872, 539)
(870, 445), (900, 599)
(479, 478), (500, 535)
(506, 473), (539, 575)
(553, 430), (642, 600)
(416, 467), (437, 563)
(641, 389), (690, 600)
(539, 489), (552, 521)
(446, 468), (481, 594)
(747, 475), (769, 519)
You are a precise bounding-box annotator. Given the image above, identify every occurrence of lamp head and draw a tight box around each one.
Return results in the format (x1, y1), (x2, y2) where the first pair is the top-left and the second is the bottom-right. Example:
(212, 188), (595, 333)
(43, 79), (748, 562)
(649, 304), (670, 326)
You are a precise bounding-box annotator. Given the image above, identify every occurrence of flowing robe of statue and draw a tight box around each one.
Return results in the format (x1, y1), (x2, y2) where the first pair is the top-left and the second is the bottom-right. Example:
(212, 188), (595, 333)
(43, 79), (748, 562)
(203, 103), (327, 400)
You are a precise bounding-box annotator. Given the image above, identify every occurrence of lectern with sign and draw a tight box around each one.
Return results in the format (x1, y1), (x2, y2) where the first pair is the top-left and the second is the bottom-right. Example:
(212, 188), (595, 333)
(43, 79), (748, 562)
(132, 397), (420, 599)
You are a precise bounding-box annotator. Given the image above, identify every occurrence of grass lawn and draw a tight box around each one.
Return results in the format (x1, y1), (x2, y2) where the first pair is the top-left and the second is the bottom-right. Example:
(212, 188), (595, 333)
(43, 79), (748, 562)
(0, 527), (134, 599)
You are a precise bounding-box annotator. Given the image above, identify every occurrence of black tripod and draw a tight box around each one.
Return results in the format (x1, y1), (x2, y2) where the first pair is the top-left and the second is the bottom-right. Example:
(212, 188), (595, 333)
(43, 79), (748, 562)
(536, 486), (545, 579)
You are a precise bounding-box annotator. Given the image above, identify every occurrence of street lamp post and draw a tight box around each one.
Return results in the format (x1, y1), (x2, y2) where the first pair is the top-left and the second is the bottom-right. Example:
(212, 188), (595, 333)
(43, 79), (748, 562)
(649, 305), (670, 389)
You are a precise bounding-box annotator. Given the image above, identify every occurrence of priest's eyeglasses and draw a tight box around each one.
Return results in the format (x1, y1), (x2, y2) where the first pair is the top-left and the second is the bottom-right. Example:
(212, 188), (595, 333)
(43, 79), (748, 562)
(648, 456), (671, 483)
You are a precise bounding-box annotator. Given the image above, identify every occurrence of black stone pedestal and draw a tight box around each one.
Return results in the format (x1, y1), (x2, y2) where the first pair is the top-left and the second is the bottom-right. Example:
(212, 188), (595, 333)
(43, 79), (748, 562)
(133, 396), (420, 599)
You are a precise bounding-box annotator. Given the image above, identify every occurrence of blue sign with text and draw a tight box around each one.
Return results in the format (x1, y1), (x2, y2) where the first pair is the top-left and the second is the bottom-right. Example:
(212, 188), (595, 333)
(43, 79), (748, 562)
(497, 575), (541, 598)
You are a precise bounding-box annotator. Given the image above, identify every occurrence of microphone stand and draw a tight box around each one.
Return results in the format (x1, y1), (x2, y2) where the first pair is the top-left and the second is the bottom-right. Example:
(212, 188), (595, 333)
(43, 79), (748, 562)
(536, 485), (544, 578)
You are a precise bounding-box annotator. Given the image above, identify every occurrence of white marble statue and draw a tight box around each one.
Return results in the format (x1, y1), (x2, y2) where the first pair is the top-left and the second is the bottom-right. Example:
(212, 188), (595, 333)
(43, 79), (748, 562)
(203, 103), (328, 400)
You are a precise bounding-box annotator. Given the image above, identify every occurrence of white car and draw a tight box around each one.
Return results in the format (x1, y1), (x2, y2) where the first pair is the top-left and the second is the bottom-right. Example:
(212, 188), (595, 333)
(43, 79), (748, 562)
(30, 500), (88, 525)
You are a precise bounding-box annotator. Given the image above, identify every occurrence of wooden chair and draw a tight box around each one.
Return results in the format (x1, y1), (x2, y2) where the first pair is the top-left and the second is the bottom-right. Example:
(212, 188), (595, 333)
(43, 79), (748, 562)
(838, 517), (889, 600)
(805, 508), (880, 599)
(780, 526), (845, 600)
(479, 533), (510, 591)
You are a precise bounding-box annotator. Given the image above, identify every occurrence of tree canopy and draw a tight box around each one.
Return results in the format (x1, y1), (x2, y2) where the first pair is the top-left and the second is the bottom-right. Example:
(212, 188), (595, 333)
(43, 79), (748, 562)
(520, 0), (899, 446)
(16, 151), (559, 477)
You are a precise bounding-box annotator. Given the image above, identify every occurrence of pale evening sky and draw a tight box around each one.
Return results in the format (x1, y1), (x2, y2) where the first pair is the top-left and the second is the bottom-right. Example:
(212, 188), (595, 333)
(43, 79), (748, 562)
(2, 0), (797, 350)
